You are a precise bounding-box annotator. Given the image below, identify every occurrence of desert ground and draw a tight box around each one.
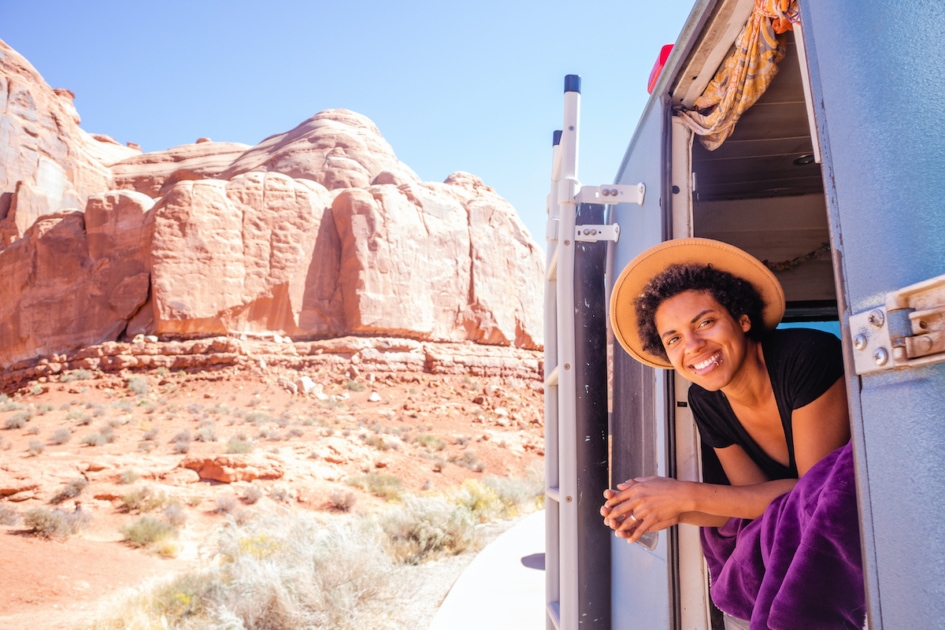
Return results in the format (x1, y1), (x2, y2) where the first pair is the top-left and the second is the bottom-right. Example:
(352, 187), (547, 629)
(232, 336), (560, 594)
(0, 347), (545, 629)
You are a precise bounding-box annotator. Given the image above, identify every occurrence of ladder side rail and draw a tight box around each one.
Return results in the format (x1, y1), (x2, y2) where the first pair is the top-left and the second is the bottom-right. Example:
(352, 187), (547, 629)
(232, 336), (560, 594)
(545, 129), (563, 630)
(555, 74), (582, 630)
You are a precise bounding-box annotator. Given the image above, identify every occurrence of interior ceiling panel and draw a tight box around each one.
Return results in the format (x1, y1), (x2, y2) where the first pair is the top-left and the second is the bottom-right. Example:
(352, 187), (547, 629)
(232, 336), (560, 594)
(689, 32), (822, 201)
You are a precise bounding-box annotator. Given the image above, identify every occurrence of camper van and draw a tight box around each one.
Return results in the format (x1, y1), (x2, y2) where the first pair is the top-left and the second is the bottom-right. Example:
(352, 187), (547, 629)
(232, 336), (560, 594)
(543, 1), (945, 629)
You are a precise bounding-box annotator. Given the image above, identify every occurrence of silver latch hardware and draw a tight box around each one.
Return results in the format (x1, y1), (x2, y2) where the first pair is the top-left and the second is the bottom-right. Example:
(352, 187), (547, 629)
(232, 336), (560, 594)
(575, 224), (620, 243)
(849, 273), (945, 374)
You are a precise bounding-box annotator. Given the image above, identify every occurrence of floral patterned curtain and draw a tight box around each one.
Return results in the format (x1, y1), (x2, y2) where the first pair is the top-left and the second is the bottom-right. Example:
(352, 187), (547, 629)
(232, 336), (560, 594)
(677, 0), (800, 151)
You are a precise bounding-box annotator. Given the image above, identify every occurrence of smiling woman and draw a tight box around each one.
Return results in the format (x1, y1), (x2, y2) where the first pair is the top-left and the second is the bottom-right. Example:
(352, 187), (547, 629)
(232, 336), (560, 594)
(601, 238), (865, 628)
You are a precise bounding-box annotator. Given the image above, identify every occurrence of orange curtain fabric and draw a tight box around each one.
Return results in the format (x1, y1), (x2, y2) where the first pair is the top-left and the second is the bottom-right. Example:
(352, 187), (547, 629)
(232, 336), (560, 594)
(677, 0), (800, 151)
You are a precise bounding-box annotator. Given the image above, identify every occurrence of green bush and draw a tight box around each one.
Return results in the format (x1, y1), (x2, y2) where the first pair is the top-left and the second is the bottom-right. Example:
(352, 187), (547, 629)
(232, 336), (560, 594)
(60, 369), (94, 382)
(378, 494), (477, 565)
(24, 507), (88, 538)
(121, 515), (178, 548)
(121, 486), (168, 513)
(226, 437), (253, 454)
(345, 472), (403, 501)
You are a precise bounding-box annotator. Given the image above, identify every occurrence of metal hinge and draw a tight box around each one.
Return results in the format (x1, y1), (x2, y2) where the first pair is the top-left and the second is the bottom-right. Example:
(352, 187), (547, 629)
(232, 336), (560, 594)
(575, 224), (619, 243)
(575, 183), (646, 206)
(849, 273), (945, 374)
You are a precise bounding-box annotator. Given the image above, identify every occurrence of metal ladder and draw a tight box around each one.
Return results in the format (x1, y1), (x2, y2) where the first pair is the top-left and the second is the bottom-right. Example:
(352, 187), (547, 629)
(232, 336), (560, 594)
(544, 75), (645, 630)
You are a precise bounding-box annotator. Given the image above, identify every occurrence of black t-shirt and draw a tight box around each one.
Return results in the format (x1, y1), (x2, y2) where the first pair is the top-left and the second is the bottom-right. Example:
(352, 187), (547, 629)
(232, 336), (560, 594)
(688, 327), (844, 481)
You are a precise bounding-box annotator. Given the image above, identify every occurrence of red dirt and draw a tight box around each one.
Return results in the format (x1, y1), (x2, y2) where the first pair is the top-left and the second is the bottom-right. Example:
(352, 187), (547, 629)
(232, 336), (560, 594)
(0, 360), (545, 628)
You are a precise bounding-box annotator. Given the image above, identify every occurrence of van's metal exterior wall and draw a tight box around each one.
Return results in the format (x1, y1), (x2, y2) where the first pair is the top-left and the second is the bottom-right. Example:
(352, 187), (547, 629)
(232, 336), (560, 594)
(802, 1), (945, 627)
(610, 94), (673, 630)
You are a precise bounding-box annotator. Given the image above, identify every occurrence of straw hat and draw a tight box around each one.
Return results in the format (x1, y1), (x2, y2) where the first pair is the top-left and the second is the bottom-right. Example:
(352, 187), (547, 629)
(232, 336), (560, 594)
(610, 238), (785, 369)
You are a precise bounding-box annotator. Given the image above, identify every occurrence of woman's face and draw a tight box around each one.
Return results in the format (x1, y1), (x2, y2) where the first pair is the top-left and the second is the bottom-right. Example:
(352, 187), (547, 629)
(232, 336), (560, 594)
(654, 289), (752, 391)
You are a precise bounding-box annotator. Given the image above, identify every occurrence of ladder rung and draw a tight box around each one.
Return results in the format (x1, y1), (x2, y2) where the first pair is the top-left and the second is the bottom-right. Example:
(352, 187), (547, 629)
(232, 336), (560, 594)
(544, 365), (559, 388)
(546, 601), (562, 630)
(546, 486), (561, 503)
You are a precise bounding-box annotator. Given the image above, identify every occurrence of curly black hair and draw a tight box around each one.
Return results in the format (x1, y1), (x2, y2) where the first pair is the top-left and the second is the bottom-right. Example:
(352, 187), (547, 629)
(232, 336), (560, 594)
(634, 263), (767, 362)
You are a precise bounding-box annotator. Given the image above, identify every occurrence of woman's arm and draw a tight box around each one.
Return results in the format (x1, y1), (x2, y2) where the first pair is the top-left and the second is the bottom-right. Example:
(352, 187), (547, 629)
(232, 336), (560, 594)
(792, 378), (850, 476)
(602, 378), (852, 544)
(602, 444), (794, 543)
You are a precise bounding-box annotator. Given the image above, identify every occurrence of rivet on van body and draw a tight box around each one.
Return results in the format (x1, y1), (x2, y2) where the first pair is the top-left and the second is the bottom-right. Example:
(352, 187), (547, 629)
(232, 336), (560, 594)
(873, 348), (889, 366)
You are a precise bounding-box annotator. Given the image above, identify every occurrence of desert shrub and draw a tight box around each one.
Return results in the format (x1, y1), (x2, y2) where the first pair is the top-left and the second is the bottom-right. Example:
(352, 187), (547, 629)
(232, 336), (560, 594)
(378, 494), (477, 565)
(101, 425), (117, 442)
(345, 380), (366, 392)
(482, 473), (545, 515)
(196, 422), (218, 442)
(24, 507), (88, 538)
(328, 489), (357, 512)
(449, 449), (485, 473)
(27, 439), (45, 456)
(345, 472), (403, 501)
(258, 427), (283, 442)
(81, 432), (108, 447)
(66, 410), (92, 425)
(104, 513), (410, 630)
(241, 485), (263, 505)
(0, 399), (22, 414)
(0, 505), (20, 526)
(162, 502), (188, 527)
(171, 429), (192, 454)
(49, 427), (73, 445)
(226, 437), (253, 454)
(119, 470), (141, 484)
(450, 478), (506, 522)
(51, 478), (88, 504)
(142, 427), (159, 441)
(268, 486), (292, 504)
(36, 403), (55, 415)
(121, 515), (178, 548)
(415, 434), (446, 451)
(4, 411), (31, 430)
(60, 369), (94, 382)
(122, 486), (168, 513)
(126, 375), (149, 396)
(213, 495), (240, 515)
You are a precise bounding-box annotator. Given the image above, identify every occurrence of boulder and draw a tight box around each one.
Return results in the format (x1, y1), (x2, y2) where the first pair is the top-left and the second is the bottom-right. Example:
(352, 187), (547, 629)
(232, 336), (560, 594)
(0, 190), (151, 367)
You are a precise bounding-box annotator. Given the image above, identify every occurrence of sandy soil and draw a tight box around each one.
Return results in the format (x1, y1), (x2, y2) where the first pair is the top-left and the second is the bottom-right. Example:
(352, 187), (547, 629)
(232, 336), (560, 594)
(0, 360), (544, 629)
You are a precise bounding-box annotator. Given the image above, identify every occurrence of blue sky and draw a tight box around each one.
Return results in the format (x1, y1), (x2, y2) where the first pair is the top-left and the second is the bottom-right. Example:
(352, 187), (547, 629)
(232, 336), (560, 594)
(2, 0), (694, 248)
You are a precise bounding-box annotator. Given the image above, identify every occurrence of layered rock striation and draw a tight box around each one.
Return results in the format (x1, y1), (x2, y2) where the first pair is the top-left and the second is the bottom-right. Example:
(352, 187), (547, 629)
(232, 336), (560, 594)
(0, 39), (544, 370)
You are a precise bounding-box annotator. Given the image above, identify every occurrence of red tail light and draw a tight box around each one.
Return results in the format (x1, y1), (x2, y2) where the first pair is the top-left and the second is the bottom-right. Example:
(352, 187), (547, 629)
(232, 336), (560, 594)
(647, 44), (674, 94)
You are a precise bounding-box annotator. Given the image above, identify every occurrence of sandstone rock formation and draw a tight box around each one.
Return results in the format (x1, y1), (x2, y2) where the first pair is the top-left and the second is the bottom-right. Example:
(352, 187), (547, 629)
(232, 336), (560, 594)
(0, 39), (544, 370)
(0, 41), (140, 245)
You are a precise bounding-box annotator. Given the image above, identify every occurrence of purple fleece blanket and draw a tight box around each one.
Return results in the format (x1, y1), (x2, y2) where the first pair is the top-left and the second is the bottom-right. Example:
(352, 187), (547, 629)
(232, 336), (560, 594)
(700, 441), (865, 629)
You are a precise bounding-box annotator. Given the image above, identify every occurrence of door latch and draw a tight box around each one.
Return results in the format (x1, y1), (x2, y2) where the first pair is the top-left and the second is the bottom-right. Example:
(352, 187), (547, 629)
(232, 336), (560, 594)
(849, 273), (945, 374)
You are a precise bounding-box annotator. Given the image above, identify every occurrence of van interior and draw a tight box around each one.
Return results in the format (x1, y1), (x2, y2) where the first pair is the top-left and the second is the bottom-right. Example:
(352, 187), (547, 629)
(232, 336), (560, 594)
(674, 24), (836, 326)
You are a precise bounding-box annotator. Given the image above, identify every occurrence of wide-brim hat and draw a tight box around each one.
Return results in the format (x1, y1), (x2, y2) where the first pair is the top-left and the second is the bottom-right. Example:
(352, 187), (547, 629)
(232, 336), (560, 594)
(610, 238), (786, 369)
